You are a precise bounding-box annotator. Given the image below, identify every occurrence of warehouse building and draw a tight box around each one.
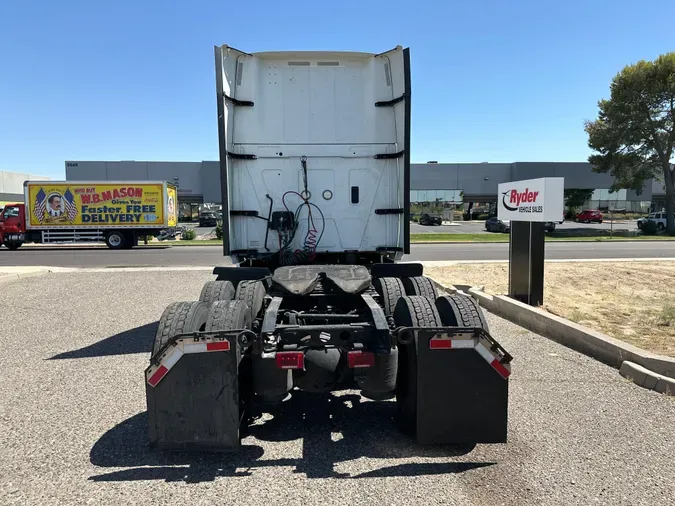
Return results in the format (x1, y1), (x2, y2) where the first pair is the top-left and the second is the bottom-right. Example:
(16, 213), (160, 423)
(0, 170), (50, 208)
(64, 160), (664, 217)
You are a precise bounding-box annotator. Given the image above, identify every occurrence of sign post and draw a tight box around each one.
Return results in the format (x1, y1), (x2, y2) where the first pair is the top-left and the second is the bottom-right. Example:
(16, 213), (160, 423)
(498, 178), (564, 306)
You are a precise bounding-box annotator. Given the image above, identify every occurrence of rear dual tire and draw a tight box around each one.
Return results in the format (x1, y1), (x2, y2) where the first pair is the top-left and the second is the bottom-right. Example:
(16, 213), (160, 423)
(153, 301), (209, 355)
(393, 296), (443, 433)
(393, 293), (489, 436)
(199, 280), (235, 306)
(402, 276), (438, 299)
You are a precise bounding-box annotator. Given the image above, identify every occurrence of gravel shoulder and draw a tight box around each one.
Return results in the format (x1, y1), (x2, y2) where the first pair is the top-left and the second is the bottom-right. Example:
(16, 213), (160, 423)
(1, 271), (674, 506)
(426, 261), (675, 357)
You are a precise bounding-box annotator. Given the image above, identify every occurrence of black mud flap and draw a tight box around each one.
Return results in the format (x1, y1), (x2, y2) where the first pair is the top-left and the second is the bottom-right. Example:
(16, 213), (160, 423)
(401, 327), (511, 445)
(146, 331), (247, 451)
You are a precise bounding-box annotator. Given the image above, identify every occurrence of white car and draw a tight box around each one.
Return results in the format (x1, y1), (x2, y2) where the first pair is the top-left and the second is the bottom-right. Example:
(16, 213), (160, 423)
(637, 212), (667, 231)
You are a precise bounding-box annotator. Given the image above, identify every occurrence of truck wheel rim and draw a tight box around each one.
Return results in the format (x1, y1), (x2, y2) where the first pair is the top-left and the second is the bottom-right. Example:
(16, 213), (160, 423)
(110, 235), (122, 246)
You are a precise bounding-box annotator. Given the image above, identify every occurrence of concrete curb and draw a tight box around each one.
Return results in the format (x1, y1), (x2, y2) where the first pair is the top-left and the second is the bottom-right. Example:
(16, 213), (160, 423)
(428, 277), (675, 396)
(0, 269), (51, 286)
(619, 361), (675, 395)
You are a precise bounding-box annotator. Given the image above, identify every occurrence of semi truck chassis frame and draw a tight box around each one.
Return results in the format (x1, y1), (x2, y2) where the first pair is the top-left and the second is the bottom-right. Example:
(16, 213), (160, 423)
(145, 263), (512, 450)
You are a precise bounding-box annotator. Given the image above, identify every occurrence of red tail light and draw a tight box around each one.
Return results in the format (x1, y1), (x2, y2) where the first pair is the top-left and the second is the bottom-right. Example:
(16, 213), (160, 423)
(347, 350), (375, 368)
(276, 351), (304, 370)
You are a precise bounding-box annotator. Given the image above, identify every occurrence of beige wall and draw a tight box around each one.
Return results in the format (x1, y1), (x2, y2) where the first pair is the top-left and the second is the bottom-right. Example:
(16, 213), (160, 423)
(0, 171), (50, 204)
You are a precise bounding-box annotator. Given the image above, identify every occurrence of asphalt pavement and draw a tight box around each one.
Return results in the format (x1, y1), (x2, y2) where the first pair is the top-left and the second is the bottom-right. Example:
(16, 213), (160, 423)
(1, 241), (674, 267)
(1, 270), (673, 505)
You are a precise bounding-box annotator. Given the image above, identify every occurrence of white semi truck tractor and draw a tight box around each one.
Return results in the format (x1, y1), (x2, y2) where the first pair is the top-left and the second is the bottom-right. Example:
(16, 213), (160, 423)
(145, 44), (512, 450)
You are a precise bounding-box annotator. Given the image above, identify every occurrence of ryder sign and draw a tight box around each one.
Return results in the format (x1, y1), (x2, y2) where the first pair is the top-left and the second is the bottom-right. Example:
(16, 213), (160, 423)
(498, 177), (564, 222)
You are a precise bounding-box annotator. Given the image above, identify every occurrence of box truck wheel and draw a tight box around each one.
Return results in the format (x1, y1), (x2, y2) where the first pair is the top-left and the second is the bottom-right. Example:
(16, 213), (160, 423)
(393, 296), (443, 433)
(152, 301), (209, 355)
(5, 242), (23, 250)
(105, 231), (126, 249)
(199, 280), (235, 306)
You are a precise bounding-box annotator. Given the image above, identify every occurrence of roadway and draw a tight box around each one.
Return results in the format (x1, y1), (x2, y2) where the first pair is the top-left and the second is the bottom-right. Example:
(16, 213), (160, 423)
(1, 241), (673, 267)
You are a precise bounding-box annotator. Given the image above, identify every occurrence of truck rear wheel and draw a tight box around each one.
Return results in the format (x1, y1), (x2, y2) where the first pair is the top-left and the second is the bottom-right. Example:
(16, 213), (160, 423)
(199, 280), (235, 307)
(206, 300), (254, 432)
(393, 296), (442, 434)
(5, 242), (23, 250)
(435, 294), (489, 332)
(205, 300), (251, 331)
(235, 280), (266, 321)
(402, 276), (438, 300)
(105, 231), (126, 249)
(152, 301), (209, 355)
(372, 277), (405, 316)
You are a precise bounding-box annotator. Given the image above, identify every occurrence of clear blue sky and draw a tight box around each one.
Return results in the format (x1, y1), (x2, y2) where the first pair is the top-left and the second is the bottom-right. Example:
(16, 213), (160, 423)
(1, 0), (673, 179)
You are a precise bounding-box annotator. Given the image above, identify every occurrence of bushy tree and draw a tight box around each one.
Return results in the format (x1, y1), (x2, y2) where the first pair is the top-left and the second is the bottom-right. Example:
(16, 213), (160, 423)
(564, 189), (594, 209)
(585, 53), (675, 232)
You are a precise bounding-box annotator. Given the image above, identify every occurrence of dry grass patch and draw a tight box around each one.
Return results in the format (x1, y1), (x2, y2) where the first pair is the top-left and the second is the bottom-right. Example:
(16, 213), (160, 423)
(425, 261), (675, 357)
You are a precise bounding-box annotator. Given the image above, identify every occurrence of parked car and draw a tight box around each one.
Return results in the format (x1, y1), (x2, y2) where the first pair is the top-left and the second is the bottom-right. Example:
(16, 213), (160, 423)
(419, 213), (442, 226)
(485, 217), (510, 233)
(199, 212), (218, 227)
(637, 212), (666, 231)
(575, 210), (603, 223)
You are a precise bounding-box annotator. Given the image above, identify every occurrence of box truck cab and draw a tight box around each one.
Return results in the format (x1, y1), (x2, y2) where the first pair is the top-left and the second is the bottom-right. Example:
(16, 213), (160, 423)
(0, 203), (25, 250)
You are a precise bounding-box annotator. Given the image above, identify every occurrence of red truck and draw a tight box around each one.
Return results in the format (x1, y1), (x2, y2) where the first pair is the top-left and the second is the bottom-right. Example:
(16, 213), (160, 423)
(0, 180), (178, 250)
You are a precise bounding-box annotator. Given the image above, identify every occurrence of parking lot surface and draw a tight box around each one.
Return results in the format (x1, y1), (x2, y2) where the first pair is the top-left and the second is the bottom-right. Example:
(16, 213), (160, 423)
(1, 271), (674, 506)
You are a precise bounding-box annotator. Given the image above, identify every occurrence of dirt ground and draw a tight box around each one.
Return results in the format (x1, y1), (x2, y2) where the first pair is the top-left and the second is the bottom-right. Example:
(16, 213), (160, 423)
(425, 261), (675, 357)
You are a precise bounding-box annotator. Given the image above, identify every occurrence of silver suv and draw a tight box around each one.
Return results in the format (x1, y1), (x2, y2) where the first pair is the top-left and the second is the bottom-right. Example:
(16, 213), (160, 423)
(637, 212), (666, 230)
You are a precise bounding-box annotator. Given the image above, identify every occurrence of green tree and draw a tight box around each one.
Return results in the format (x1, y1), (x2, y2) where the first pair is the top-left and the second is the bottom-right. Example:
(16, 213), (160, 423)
(564, 189), (594, 209)
(585, 53), (675, 232)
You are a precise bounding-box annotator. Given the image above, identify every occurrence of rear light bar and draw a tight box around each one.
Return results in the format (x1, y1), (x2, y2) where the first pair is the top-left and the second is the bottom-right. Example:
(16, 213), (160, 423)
(347, 350), (375, 368)
(275, 351), (305, 370)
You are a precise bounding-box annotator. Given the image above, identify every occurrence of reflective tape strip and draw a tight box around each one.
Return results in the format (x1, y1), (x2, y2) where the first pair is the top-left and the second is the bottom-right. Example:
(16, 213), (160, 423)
(474, 342), (493, 363)
(183, 342), (208, 354)
(147, 365), (169, 387)
(490, 358), (511, 379)
(207, 341), (230, 351)
(429, 338), (475, 350)
(450, 339), (475, 349)
(183, 341), (230, 354)
(163, 347), (184, 369)
(429, 338), (452, 349)
(147, 347), (183, 386)
(475, 342), (511, 379)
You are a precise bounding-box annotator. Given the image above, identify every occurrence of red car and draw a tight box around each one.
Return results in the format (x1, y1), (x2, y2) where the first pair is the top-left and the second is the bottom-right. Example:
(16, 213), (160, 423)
(575, 210), (603, 224)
